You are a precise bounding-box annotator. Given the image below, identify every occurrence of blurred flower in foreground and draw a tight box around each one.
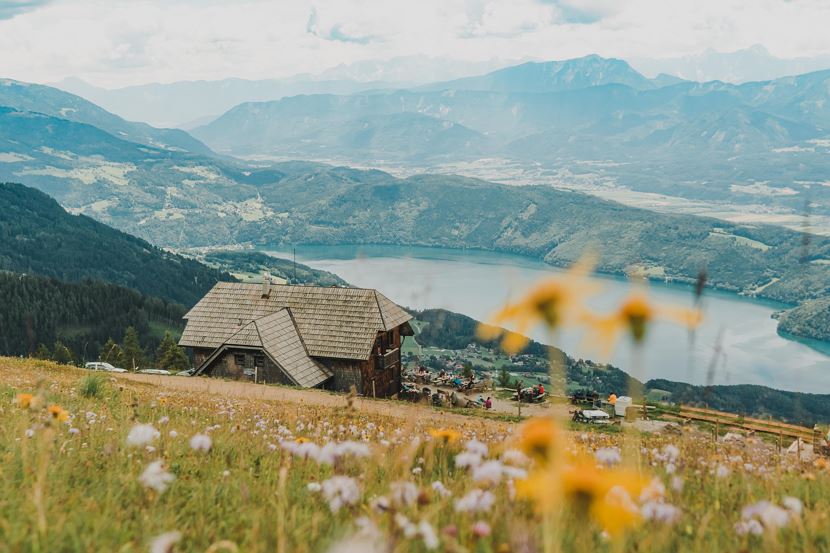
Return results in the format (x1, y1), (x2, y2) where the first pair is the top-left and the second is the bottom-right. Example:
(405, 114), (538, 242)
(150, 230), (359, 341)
(429, 428), (461, 443)
(583, 291), (702, 358)
(140, 460), (175, 494)
(478, 255), (599, 353)
(47, 404), (69, 423)
(149, 531), (182, 553)
(516, 417), (560, 466)
(14, 393), (33, 409)
(517, 454), (649, 535)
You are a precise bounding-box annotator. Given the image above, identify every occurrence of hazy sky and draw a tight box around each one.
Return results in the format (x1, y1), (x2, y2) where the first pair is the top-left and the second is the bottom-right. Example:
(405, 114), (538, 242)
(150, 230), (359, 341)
(2, 0), (830, 87)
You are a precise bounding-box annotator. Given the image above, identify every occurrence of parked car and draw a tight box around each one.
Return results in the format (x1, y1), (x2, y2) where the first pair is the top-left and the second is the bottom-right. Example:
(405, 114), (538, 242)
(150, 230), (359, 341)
(84, 362), (127, 373)
(137, 369), (172, 376)
(175, 368), (197, 377)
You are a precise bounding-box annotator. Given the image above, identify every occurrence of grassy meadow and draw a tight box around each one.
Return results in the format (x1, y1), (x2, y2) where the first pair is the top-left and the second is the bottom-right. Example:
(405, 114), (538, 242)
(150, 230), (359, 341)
(2, 358), (830, 553)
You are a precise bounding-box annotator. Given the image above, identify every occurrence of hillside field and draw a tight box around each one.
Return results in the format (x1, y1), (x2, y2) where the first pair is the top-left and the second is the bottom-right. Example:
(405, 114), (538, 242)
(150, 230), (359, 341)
(3, 358), (830, 552)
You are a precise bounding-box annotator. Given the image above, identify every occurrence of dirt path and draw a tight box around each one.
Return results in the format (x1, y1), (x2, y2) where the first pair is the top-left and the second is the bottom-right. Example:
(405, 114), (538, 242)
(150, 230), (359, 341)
(117, 374), (567, 425)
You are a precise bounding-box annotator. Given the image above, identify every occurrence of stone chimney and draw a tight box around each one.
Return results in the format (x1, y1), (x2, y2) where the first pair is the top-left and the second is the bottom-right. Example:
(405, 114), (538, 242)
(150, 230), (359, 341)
(261, 272), (272, 298)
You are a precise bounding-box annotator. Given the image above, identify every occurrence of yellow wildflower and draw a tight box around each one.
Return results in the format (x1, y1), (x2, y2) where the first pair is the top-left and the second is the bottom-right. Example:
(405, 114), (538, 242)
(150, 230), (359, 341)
(15, 393), (33, 409)
(47, 404), (69, 423)
(584, 291), (702, 357)
(428, 428), (461, 443)
(519, 455), (648, 535)
(295, 436), (311, 443)
(516, 417), (560, 465)
(478, 256), (599, 354)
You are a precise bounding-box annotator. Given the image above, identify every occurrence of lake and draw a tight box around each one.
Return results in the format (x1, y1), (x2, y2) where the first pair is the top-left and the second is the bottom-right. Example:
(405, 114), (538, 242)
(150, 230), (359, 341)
(264, 244), (830, 393)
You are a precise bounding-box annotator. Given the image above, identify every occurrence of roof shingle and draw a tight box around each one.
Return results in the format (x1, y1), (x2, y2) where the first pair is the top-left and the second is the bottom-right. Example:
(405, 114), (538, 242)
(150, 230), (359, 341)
(180, 283), (412, 361)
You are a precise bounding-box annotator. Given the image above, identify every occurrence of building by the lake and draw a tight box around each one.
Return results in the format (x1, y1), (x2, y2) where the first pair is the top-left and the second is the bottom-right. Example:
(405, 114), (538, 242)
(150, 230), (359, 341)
(179, 280), (413, 397)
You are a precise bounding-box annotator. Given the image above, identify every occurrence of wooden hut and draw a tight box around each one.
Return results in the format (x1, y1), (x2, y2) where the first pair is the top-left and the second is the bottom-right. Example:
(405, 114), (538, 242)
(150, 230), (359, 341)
(178, 280), (413, 397)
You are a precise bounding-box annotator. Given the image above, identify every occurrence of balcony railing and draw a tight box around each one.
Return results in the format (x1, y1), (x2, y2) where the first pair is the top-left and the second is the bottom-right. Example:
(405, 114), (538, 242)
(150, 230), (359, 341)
(375, 348), (401, 371)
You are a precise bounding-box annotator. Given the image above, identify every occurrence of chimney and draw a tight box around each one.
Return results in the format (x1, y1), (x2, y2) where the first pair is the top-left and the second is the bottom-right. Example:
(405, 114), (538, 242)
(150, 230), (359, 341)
(261, 272), (272, 298)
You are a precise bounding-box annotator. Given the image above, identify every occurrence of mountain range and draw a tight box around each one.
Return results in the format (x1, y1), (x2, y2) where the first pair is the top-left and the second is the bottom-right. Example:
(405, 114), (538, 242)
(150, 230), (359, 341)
(0, 79), (211, 154)
(1, 57), (829, 343)
(187, 56), (830, 218)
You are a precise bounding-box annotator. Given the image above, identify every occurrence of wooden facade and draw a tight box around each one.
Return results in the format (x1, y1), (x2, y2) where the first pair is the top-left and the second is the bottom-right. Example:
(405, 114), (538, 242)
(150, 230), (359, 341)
(179, 282), (412, 397)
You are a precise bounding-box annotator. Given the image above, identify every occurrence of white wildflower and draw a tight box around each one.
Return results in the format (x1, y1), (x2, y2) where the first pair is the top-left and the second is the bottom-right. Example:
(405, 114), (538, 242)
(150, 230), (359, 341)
(431, 481), (452, 498)
(472, 460), (505, 485)
(641, 501), (682, 524)
(189, 433), (212, 452)
(595, 447), (621, 466)
(321, 476), (361, 512)
(126, 423), (159, 447)
(390, 481), (419, 507)
(783, 496), (803, 516)
(640, 478), (666, 502)
(735, 519), (764, 536)
(662, 444), (680, 462)
(169, 430), (178, 438)
(418, 520), (439, 550)
(139, 460), (175, 494)
(715, 465), (730, 479)
(454, 451), (482, 468)
(454, 489), (495, 513)
(465, 439), (488, 457)
(149, 531), (182, 553)
(742, 500), (791, 530)
(501, 449), (529, 466)
(307, 482), (322, 493)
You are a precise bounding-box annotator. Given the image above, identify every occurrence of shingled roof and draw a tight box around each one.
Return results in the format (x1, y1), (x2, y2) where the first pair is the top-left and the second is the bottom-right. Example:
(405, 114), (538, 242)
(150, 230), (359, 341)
(180, 282), (413, 362)
(211, 310), (332, 387)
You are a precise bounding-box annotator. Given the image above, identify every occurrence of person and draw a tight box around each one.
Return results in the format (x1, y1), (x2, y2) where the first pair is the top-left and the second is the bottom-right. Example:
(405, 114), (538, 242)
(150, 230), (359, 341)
(484, 396), (492, 410)
(452, 376), (462, 388)
(608, 392), (617, 405)
(477, 394), (484, 405)
(537, 383), (545, 397)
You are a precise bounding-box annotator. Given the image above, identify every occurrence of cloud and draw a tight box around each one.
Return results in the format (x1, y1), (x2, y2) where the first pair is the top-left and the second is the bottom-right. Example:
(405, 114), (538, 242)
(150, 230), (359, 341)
(0, 0), (54, 20)
(541, 0), (620, 24)
(306, 7), (381, 45)
(1, 0), (830, 88)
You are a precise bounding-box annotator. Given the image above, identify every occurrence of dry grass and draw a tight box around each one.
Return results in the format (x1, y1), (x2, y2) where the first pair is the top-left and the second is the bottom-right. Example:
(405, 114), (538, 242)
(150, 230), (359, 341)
(2, 358), (829, 552)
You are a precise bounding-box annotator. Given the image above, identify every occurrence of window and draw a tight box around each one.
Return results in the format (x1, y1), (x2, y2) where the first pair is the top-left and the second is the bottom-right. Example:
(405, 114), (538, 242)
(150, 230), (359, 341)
(234, 353), (246, 366)
(254, 354), (265, 368)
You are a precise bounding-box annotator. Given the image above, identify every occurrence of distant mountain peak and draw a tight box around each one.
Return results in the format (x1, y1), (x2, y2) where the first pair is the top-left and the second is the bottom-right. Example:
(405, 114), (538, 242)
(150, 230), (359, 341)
(419, 54), (653, 94)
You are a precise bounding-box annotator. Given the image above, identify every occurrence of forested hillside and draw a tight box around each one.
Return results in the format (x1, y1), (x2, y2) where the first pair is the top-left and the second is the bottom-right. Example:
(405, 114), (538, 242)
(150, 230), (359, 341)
(0, 182), (231, 306)
(198, 251), (348, 287)
(0, 272), (185, 361)
(410, 308), (633, 395)
(776, 297), (830, 342)
(646, 378), (830, 426)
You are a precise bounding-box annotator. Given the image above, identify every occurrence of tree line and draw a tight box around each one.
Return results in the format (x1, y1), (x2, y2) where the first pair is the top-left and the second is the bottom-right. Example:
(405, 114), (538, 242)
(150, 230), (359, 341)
(33, 327), (189, 372)
(0, 271), (188, 367)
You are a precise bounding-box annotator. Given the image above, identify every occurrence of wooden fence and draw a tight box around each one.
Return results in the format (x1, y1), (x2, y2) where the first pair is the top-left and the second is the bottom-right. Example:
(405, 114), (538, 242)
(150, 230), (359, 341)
(657, 403), (822, 446)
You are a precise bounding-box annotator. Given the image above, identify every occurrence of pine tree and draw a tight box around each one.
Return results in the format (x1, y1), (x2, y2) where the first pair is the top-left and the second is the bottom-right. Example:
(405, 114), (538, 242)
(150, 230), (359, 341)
(497, 366), (512, 388)
(33, 343), (51, 360)
(155, 332), (190, 372)
(99, 338), (125, 368)
(52, 340), (75, 365)
(122, 326), (146, 371)
(461, 361), (474, 380)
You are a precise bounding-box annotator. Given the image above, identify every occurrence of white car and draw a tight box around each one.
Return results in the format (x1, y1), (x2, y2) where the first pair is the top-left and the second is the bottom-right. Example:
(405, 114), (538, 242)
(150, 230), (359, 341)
(137, 369), (172, 376)
(84, 362), (127, 373)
